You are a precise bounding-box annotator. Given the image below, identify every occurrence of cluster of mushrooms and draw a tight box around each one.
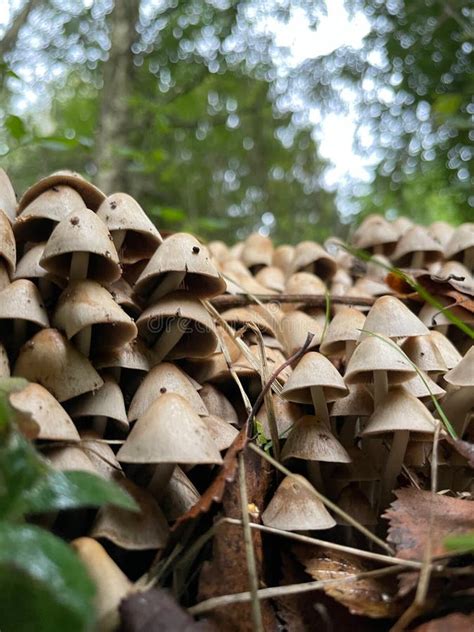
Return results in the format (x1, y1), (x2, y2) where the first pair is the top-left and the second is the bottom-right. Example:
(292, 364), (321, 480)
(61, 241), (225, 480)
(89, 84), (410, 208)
(0, 169), (472, 629)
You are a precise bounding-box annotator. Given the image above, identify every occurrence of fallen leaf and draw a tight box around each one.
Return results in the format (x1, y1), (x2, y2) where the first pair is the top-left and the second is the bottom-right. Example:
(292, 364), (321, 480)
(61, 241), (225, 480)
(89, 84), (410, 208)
(384, 488), (474, 560)
(120, 587), (214, 632)
(294, 545), (402, 618)
(412, 612), (474, 631)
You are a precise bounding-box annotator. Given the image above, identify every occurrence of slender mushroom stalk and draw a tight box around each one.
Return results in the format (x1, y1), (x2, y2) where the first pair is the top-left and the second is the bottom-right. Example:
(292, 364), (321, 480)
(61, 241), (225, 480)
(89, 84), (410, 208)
(150, 271), (186, 302)
(411, 250), (424, 268)
(380, 429), (410, 508)
(147, 463), (175, 500)
(310, 385), (330, 428)
(373, 369), (388, 408)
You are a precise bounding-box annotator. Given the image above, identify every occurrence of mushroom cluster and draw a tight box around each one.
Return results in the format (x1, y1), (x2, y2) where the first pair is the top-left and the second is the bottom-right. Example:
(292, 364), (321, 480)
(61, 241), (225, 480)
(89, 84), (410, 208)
(1, 169), (472, 627)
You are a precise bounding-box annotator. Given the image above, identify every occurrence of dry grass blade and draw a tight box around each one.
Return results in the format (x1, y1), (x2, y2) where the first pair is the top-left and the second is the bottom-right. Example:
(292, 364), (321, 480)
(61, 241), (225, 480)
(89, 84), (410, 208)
(211, 293), (375, 309)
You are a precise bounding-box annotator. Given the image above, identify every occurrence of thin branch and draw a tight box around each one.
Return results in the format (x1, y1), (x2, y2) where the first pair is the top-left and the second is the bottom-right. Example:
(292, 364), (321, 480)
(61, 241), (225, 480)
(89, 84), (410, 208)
(211, 293), (376, 309)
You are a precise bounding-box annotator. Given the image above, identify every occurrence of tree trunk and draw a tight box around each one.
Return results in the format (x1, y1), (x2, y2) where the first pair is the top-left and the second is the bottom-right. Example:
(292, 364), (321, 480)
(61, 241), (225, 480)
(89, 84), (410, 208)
(0, 0), (43, 60)
(94, 0), (139, 194)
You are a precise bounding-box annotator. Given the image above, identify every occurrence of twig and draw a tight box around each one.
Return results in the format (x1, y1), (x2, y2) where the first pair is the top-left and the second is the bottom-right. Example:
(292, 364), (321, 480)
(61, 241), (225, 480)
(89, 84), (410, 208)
(249, 443), (394, 554)
(211, 293), (375, 309)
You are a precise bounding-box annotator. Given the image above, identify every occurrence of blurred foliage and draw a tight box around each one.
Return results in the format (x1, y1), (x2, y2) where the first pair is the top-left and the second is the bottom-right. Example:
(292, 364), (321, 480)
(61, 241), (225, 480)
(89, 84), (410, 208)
(0, 0), (472, 243)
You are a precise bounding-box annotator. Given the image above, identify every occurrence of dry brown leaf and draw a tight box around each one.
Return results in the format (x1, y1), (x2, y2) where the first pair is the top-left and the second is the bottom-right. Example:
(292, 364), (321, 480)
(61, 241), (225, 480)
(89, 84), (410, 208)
(412, 612), (474, 631)
(384, 488), (474, 560)
(294, 545), (402, 619)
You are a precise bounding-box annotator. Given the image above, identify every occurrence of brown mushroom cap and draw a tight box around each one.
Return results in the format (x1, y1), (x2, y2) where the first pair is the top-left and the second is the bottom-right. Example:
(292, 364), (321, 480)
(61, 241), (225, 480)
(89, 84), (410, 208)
(281, 415), (351, 462)
(91, 477), (169, 551)
(199, 383), (239, 425)
(0, 279), (49, 328)
(137, 291), (218, 360)
(320, 307), (366, 356)
(13, 242), (63, 287)
(0, 209), (16, 275)
(0, 168), (17, 222)
(279, 311), (322, 356)
(272, 244), (295, 275)
(69, 375), (129, 431)
(107, 277), (143, 318)
(46, 444), (99, 474)
(392, 225), (443, 265)
(262, 474), (335, 531)
(40, 207), (121, 283)
(202, 414), (239, 451)
(285, 271), (326, 296)
(80, 431), (124, 480)
(14, 328), (103, 401)
(117, 392), (223, 465)
(289, 241), (337, 280)
(221, 306), (277, 338)
(53, 280), (137, 351)
(344, 335), (415, 384)
(241, 232), (273, 269)
(352, 214), (398, 253)
(9, 382), (80, 442)
(135, 232), (225, 299)
(361, 387), (437, 436)
(254, 266), (285, 292)
(19, 171), (106, 212)
(444, 347), (474, 387)
(128, 362), (208, 422)
(14, 185), (86, 243)
(95, 339), (151, 373)
(402, 335), (447, 373)
(330, 383), (373, 417)
(360, 295), (429, 340)
(445, 223), (474, 260)
(160, 465), (200, 522)
(281, 352), (348, 404)
(208, 240), (229, 263)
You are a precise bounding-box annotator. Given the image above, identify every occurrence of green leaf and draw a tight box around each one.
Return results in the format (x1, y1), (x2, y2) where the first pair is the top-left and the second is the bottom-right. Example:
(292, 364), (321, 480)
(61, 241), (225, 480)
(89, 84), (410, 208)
(25, 470), (138, 514)
(444, 531), (474, 553)
(5, 114), (27, 141)
(0, 523), (96, 632)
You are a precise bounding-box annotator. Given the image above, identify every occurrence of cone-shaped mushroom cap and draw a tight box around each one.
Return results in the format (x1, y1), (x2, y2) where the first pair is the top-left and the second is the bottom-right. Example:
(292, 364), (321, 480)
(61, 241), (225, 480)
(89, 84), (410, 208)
(0, 261), (10, 292)
(392, 217), (413, 236)
(117, 393), (222, 465)
(161, 465), (200, 522)
(272, 244), (295, 274)
(280, 311), (322, 356)
(95, 339), (151, 373)
(352, 214), (398, 251)
(0, 343), (10, 377)
(202, 414), (239, 451)
(71, 537), (131, 632)
(402, 371), (445, 400)
(208, 240), (229, 263)
(0, 279), (49, 327)
(359, 295), (429, 340)
(392, 226), (443, 265)
(97, 192), (162, 263)
(14, 185), (86, 243)
(107, 277), (142, 318)
(320, 307), (366, 356)
(221, 306), (277, 337)
(429, 331), (462, 369)
(0, 209), (16, 274)
(135, 233), (225, 298)
(128, 362), (208, 422)
(428, 221), (455, 249)
(91, 478), (169, 551)
(285, 271), (326, 295)
(9, 382), (80, 442)
(40, 208), (121, 283)
(402, 335), (447, 373)
(445, 223), (474, 259)
(444, 347), (474, 387)
(14, 329), (103, 401)
(361, 387), (437, 436)
(241, 232), (273, 269)
(255, 266), (285, 292)
(46, 444), (99, 474)
(344, 335), (415, 384)
(262, 474), (335, 531)
(137, 291), (218, 359)
(281, 352), (348, 404)
(19, 171), (106, 212)
(53, 280), (137, 350)
(80, 431), (124, 480)
(290, 241), (337, 280)
(330, 383), (373, 417)
(281, 415), (351, 462)
(256, 395), (301, 438)
(13, 242), (62, 285)
(199, 383), (239, 424)
(336, 484), (377, 526)
(69, 375), (128, 431)
(0, 169), (17, 222)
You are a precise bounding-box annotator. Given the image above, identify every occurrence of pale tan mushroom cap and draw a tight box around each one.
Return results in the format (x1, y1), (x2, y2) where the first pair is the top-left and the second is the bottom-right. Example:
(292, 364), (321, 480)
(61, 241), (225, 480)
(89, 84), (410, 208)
(46, 444), (99, 474)
(13, 242), (62, 285)
(221, 306), (277, 337)
(135, 232), (225, 298)
(128, 362), (208, 422)
(428, 221), (455, 249)
(91, 478), (169, 551)
(444, 347), (474, 387)
(402, 335), (447, 373)
(344, 335), (415, 384)
(14, 328), (103, 401)
(359, 295), (429, 340)
(401, 371), (445, 400)
(285, 271), (326, 295)
(9, 382), (80, 442)
(0, 279), (49, 327)
(330, 383), (373, 417)
(40, 208), (121, 283)
(272, 244), (295, 275)
(19, 171), (106, 212)
(392, 225), (443, 264)
(320, 307), (366, 356)
(117, 393), (223, 465)
(69, 375), (128, 430)
(255, 266), (285, 292)
(281, 415), (351, 462)
(53, 280), (137, 349)
(241, 232), (273, 269)
(0, 168), (17, 222)
(445, 223), (474, 259)
(281, 352), (348, 404)
(107, 277), (142, 317)
(160, 465), (200, 522)
(361, 387), (437, 436)
(208, 240), (229, 263)
(95, 339), (151, 373)
(352, 214), (398, 250)
(0, 209), (16, 274)
(262, 474), (336, 531)
(199, 383), (239, 424)
(137, 291), (218, 359)
(429, 331), (463, 369)
(289, 240), (337, 280)
(280, 311), (322, 356)
(202, 414), (239, 451)
(80, 431), (124, 480)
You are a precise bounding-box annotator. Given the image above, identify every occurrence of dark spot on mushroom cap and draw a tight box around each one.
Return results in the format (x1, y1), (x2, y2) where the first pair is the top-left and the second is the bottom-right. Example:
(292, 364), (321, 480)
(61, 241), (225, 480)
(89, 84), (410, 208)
(160, 387), (167, 394)
(70, 216), (80, 226)
(52, 186), (59, 192)
(192, 246), (200, 254)
(110, 201), (117, 210)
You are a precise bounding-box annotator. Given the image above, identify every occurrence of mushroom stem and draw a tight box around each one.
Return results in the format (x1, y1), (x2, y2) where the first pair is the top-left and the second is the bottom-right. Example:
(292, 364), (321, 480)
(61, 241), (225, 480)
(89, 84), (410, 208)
(150, 271), (186, 302)
(75, 326), (92, 357)
(307, 461), (324, 493)
(373, 370), (388, 408)
(93, 415), (108, 437)
(13, 319), (27, 350)
(148, 463), (174, 500)
(153, 318), (186, 364)
(112, 230), (126, 252)
(380, 429), (409, 508)
(345, 339), (356, 364)
(310, 385), (330, 428)
(410, 251), (424, 268)
(69, 251), (89, 280)
(441, 387), (474, 437)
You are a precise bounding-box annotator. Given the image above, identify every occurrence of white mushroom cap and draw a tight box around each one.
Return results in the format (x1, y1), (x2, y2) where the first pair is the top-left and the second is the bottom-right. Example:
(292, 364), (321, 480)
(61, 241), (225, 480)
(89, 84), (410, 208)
(0, 279), (49, 328)
(281, 352), (348, 404)
(320, 307), (366, 356)
(281, 415), (351, 463)
(289, 241), (337, 280)
(344, 335), (415, 385)
(19, 171), (106, 212)
(359, 295), (429, 340)
(444, 347), (474, 387)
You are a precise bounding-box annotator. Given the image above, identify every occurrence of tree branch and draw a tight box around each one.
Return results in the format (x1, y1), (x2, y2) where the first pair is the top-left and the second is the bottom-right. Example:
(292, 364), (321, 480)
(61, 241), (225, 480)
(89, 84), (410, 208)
(0, 0), (42, 59)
